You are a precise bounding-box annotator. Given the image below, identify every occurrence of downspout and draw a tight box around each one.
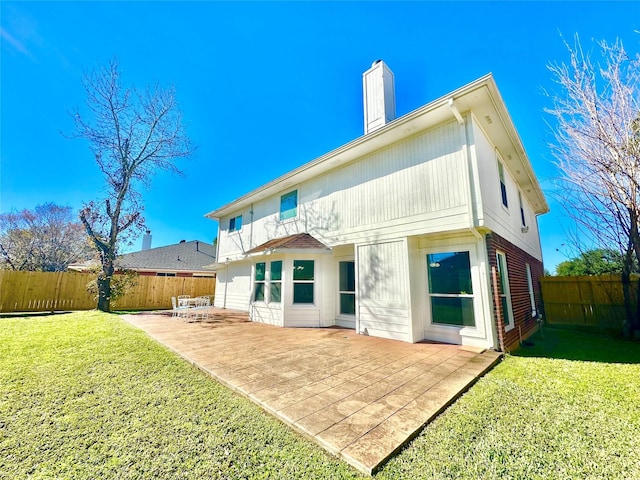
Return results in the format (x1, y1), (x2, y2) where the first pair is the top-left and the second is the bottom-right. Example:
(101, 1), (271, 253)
(214, 218), (221, 265)
(249, 203), (254, 251)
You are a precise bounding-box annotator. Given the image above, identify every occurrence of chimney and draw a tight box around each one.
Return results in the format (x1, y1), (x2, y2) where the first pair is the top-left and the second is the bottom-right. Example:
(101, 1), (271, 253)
(363, 60), (396, 134)
(142, 230), (152, 251)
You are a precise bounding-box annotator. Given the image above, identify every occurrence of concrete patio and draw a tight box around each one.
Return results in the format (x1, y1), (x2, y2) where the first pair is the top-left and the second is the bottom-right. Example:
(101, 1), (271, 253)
(122, 309), (502, 474)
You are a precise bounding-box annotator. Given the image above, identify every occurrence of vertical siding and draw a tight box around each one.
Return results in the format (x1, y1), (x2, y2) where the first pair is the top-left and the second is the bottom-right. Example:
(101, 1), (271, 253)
(307, 121), (465, 232)
(357, 240), (410, 341)
(213, 263), (251, 311)
(216, 120), (469, 259)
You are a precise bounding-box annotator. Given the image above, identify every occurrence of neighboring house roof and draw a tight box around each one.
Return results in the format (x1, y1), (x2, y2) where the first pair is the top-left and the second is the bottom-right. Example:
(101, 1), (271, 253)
(117, 240), (216, 274)
(206, 73), (549, 220)
(245, 233), (331, 255)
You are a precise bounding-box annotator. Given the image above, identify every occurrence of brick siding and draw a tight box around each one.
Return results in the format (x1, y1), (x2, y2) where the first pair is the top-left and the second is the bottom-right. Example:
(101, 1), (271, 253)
(486, 232), (543, 352)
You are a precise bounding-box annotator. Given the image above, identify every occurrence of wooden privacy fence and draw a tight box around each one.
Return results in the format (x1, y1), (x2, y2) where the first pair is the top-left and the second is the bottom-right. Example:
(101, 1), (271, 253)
(540, 275), (637, 329)
(0, 270), (216, 313)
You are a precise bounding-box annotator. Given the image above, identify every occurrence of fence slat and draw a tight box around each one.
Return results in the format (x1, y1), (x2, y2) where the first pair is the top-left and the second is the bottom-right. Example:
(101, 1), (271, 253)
(0, 271), (215, 313)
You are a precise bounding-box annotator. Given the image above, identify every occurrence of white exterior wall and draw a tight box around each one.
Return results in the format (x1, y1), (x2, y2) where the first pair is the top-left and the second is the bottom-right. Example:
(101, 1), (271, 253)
(213, 262), (252, 311)
(243, 254), (333, 328)
(280, 255), (331, 328)
(469, 115), (543, 261)
(357, 239), (411, 342)
(216, 120), (470, 260)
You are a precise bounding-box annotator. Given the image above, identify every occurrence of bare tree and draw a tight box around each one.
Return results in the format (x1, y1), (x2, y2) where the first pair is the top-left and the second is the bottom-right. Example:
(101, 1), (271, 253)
(546, 35), (640, 337)
(73, 59), (194, 312)
(0, 203), (91, 271)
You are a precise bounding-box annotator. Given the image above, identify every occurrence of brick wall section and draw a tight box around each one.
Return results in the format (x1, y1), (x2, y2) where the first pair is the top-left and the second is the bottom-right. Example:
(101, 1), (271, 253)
(486, 232), (543, 352)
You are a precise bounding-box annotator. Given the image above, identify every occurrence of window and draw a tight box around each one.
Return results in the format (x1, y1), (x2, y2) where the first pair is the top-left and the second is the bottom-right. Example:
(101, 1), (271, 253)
(518, 191), (526, 226)
(156, 272), (176, 277)
(280, 190), (298, 221)
(526, 263), (537, 317)
(498, 161), (508, 208)
(229, 215), (242, 232)
(339, 261), (355, 315)
(427, 251), (475, 327)
(270, 261), (282, 303)
(254, 262), (266, 302)
(293, 260), (314, 304)
(496, 251), (513, 330)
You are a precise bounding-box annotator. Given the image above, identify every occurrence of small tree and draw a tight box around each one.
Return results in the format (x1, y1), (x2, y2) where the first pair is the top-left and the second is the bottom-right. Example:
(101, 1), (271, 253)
(546, 35), (640, 337)
(556, 249), (626, 276)
(0, 203), (91, 271)
(73, 59), (194, 312)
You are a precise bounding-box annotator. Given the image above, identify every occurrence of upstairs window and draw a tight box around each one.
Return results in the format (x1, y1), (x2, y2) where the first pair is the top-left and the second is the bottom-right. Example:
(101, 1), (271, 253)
(229, 215), (242, 232)
(498, 161), (508, 208)
(518, 191), (526, 227)
(280, 190), (298, 221)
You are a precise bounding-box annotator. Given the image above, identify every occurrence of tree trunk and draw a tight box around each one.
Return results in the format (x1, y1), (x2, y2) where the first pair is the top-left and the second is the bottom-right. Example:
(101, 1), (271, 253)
(97, 275), (111, 312)
(97, 256), (114, 312)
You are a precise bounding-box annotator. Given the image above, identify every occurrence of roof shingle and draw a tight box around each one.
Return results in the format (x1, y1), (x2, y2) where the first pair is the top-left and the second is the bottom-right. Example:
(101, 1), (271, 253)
(245, 233), (330, 255)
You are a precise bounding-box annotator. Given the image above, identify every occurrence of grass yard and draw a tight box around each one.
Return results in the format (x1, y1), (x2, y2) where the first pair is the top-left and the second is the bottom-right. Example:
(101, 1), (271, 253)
(379, 326), (640, 479)
(1, 313), (639, 479)
(0, 312), (364, 480)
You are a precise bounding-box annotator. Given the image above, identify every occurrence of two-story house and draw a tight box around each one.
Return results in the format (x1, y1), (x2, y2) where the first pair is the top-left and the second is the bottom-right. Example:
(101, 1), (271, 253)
(206, 61), (548, 351)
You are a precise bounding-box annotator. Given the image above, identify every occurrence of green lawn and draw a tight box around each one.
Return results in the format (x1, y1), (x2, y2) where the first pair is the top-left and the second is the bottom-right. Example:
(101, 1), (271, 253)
(1, 313), (639, 479)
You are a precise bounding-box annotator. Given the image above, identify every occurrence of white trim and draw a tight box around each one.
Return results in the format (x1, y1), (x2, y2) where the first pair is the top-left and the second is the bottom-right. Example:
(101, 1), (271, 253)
(496, 250), (515, 332)
(422, 243), (487, 343)
(525, 262), (537, 318)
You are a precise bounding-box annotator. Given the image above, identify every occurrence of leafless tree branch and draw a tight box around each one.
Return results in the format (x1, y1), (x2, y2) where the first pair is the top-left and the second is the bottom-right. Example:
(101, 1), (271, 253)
(71, 59), (195, 311)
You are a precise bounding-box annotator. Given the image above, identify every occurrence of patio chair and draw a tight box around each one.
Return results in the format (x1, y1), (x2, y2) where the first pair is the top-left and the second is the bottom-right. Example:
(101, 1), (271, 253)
(171, 296), (189, 319)
(189, 296), (209, 322)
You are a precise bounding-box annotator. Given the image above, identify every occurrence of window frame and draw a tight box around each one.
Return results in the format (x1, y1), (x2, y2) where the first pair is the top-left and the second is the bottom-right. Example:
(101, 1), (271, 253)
(526, 263), (537, 318)
(253, 262), (266, 302)
(426, 251), (476, 328)
(269, 260), (282, 304)
(338, 260), (356, 316)
(292, 259), (314, 304)
(496, 251), (514, 332)
(497, 159), (509, 209)
(229, 215), (243, 233)
(279, 190), (298, 222)
(518, 191), (526, 227)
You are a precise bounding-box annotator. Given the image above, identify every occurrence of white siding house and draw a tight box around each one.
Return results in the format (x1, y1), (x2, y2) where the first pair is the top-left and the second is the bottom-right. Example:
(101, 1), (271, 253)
(207, 61), (548, 351)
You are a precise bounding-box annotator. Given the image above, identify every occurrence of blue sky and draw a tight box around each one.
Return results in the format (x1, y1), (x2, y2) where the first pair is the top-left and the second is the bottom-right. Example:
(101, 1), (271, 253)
(1, 1), (639, 271)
